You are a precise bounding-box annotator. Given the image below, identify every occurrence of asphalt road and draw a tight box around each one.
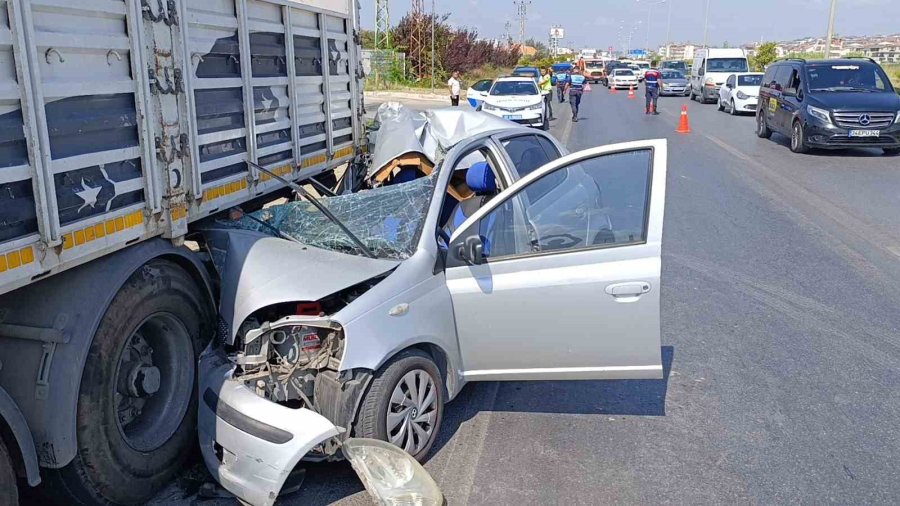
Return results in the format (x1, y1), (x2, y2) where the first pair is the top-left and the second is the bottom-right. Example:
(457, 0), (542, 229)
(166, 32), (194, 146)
(158, 90), (900, 505)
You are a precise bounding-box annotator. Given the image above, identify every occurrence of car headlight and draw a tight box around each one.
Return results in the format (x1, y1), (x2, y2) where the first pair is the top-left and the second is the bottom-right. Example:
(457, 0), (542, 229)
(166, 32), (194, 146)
(807, 105), (832, 124)
(482, 103), (498, 111)
(736, 91), (749, 100)
(344, 438), (444, 506)
(528, 103), (544, 111)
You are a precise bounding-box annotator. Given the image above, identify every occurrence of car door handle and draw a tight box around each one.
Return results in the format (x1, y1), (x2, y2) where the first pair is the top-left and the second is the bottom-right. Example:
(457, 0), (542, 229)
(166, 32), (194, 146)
(605, 282), (651, 299)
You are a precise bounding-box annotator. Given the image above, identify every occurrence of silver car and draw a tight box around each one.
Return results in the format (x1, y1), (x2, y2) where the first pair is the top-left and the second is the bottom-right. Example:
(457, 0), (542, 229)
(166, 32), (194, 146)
(198, 125), (669, 505)
(660, 69), (690, 96)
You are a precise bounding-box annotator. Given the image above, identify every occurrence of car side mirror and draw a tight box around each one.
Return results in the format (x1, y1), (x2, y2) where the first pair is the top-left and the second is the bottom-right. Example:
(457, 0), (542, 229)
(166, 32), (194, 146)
(457, 235), (485, 265)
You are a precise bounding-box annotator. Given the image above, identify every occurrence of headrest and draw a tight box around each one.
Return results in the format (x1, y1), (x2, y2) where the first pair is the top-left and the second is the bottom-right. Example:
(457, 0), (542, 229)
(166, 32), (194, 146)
(466, 161), (496, 194)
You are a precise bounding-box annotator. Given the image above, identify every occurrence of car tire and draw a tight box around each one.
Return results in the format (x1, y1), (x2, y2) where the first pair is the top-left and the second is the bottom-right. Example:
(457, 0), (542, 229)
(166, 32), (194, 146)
(756, 110), (772, 139)
(0, 437), (18, 506)
(790, 120), (810, 154)
(355, 349), (444, 463)
(883, 147), (900, 156)
(689, 88), (696, 101)
(717, 97), (725, 111)
(730, 100), (738, 116)
(40, 260), (210, 506)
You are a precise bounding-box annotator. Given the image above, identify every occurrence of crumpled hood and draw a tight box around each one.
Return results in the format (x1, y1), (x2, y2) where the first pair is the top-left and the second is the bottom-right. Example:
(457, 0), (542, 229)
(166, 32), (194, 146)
(204, 229), (399, 343)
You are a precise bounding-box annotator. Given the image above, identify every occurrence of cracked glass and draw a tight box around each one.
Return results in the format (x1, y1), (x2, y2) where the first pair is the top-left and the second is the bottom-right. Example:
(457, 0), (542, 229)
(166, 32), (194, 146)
(224, 174), (437, 259)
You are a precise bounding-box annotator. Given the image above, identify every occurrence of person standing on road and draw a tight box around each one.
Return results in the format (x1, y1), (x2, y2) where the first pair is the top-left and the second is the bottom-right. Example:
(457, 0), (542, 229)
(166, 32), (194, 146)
(644, 67), (662, 115)
(447, 71), (461, 107)
(539, 68), (554, 120)
(555, 68), (570, 103)
(566, 68), (587, 122)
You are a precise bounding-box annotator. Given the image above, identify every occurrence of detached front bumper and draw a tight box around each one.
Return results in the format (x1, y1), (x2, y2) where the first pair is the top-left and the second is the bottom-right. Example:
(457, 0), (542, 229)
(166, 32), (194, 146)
(198, 346), (341, 506)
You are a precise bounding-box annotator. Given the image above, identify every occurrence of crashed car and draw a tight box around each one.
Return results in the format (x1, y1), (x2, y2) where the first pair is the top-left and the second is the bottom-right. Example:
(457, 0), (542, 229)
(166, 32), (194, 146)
(198, 104), (669, 506)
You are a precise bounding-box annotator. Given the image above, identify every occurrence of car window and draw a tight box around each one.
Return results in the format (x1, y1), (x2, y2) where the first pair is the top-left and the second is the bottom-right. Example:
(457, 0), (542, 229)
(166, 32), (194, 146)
(707, 58), (749, 72)
(491, 81), (539, 96)
(785, 68), (800, 94)
(773, 65), (792, 91)
(806, 63), (893, 92)
(468, 149), (653, 260)
(471, 79), (493, 92)
(727, 75), (735, 86)
(616, 70), (635, 76)
(738, 74), (763, 86)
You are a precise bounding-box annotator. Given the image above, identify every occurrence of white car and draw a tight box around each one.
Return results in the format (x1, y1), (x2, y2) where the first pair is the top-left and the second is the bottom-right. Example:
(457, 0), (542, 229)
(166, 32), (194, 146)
(609, 69), (639, 90)
(466, 78), (493, 108)
(633, 61), (651, 80)
(480, 76), (549, 130)
(718, 72), (764, 115)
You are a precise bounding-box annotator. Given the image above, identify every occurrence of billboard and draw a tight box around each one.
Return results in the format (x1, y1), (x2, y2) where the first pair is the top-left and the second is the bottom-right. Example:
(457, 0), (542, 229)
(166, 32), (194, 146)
(549, 26), (565, 39)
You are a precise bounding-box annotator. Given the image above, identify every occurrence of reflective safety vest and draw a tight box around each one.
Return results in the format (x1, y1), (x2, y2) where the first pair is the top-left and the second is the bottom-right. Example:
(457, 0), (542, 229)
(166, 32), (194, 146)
(539, 75), (552, 94)
(569, 74), (586, 93)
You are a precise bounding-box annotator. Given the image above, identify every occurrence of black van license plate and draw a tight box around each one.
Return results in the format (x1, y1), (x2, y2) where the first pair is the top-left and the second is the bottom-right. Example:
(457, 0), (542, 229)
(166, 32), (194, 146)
(849, 130), (880, 138)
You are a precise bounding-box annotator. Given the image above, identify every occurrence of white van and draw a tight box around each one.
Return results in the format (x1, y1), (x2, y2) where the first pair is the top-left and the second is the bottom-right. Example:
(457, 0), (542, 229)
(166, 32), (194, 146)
(690, 48), (750, 104)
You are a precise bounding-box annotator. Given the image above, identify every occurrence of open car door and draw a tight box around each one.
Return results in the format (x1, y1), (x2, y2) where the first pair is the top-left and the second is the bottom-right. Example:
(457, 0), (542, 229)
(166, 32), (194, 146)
(445, 139), (667, 381)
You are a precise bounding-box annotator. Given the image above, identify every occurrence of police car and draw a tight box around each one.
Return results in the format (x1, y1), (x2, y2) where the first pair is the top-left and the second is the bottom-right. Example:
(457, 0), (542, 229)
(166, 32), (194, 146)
(480, 76), (549, 130)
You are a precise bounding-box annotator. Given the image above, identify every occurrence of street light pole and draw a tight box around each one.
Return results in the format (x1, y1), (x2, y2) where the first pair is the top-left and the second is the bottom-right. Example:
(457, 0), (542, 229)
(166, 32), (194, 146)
(430, 0), (435, 90)
(824, 0), (837, 59)
(666, 0), (673, 55)
(702, 0), (711, 48)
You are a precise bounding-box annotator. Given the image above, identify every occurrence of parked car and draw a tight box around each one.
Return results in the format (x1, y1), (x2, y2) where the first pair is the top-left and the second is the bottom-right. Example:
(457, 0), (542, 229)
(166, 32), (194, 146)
(660, 69), (690, 96)
(633, 61), (651, 80)
(480, 76), (549, 130)
(718, 72), (763, 115)
(690, 48), (750, 103)
(199, 106), (670, 505)
(628, 64), (644, 82)
(467, 79), (494, 108)
(609, 68), (640, 90)
(756, 58), (900, 155)
(512, 66), (541, 83)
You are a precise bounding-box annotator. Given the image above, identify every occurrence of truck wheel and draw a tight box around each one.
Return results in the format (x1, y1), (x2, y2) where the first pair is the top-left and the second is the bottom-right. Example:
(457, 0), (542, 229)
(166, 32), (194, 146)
(355, 349), (444, 462)
(0, 437), (18, 506)
(43, 259), (211, 505)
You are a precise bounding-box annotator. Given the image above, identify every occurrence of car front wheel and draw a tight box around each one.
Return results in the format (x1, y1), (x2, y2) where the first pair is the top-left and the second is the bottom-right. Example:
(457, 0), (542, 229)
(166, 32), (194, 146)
(355, 349), (444, 462)
(791, 120), (810, 154)
(717, 97), (725, 111)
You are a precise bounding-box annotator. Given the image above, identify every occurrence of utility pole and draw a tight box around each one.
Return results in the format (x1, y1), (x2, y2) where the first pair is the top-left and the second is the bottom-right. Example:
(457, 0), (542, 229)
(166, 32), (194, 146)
(375, 0), (391, 50)
(824, 0), (837, 59)
(702, 0), (711, 48)
(513, 1), (530, 47)
(666, 0), (673, 54)
(503, 21), (512, 46)
(410, 0), (426, 79)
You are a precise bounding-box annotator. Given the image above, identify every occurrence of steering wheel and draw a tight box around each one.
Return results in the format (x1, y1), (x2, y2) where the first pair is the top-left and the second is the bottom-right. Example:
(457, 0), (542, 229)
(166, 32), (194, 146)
(539, 233), (582, 250)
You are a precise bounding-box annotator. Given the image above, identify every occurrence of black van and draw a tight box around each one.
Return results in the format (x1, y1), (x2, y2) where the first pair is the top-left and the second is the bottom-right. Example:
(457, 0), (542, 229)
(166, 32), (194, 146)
(756, 58), (900, 155)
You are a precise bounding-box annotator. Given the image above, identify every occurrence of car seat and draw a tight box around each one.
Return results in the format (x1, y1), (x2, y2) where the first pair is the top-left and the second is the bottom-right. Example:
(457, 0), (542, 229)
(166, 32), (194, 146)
(446, 161), (497, 235)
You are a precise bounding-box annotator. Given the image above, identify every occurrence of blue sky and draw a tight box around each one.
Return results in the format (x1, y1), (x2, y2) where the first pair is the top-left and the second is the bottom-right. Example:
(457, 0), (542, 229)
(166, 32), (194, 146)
(360, 0), (900, 50)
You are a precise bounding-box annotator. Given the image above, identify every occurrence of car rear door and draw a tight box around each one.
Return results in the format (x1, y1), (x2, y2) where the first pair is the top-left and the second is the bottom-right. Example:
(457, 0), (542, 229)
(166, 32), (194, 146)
(445, 140), (667, 381)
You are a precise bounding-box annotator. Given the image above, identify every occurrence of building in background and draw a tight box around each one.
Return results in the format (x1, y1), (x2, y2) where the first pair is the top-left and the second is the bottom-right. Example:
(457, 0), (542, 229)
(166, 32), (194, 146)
(660, 43), (696, 61)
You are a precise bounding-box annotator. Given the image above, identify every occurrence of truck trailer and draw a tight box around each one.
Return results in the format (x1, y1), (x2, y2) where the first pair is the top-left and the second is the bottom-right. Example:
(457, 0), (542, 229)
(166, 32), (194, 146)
(0, 0), (364, 503)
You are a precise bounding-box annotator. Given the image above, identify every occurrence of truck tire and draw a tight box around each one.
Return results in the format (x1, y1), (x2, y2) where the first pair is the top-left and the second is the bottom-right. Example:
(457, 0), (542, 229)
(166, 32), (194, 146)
(355, 349), (444, 463)
(42, 259), (211, 505)
(0, 437), (18, 506)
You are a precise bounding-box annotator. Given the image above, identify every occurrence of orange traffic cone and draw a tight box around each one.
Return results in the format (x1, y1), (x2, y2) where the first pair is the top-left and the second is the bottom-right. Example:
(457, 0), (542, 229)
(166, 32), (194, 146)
(609, 85), (618, 94)
(627, 85), (636, 99)
(676, 105), (692, 134)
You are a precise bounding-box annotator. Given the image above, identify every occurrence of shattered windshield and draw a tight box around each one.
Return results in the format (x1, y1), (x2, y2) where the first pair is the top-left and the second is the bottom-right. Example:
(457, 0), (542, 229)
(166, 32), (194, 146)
(224, 175), (437, 260)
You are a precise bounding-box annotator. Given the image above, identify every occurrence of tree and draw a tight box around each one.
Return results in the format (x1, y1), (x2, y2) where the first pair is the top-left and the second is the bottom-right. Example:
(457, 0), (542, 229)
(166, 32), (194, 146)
(751, 42), (778, 71)
(360, 29), (376, 49)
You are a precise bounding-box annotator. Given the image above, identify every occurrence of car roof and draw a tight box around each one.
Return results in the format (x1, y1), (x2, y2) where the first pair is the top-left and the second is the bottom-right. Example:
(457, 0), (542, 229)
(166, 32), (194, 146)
(495, 76), (537, 83)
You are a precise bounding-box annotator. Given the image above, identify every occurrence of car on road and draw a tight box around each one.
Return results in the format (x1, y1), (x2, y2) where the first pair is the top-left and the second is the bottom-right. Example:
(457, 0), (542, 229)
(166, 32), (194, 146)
(661, 60), (688, 73)
(690, 48), (750, 104)
(585, 59), (605, 83)
(601, 60), (629, 87)
(467, 79), (493, 108)
(633, 61), (651, 80)
(660, 69), (690, 96)
(756, 58), (900, 155)
(718, 72), (763, 115)
(512, 66), (541, 84)
(481, 76), (549, 130)
(628, 64), (644, 82)
(200, 106), (670, 505)
(609, 68), (640, 90)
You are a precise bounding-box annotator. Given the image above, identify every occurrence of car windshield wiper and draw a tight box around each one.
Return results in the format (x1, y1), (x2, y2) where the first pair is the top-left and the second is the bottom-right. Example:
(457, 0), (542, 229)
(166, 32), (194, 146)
(247, 160), (377, 259)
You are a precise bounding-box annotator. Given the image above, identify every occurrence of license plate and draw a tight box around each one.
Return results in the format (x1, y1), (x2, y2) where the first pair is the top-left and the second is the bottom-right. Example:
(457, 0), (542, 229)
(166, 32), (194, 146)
(849, 129), (880, 138)
(503, 115), (522, 120)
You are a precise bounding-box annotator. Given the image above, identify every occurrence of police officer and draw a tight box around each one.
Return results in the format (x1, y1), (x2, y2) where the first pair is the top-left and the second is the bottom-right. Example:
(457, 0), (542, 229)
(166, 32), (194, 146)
(644, 67), (662, 115)
(539, 68), (554, 120)
(555, 67), (570, 103)
(566, 68), (587, 122)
